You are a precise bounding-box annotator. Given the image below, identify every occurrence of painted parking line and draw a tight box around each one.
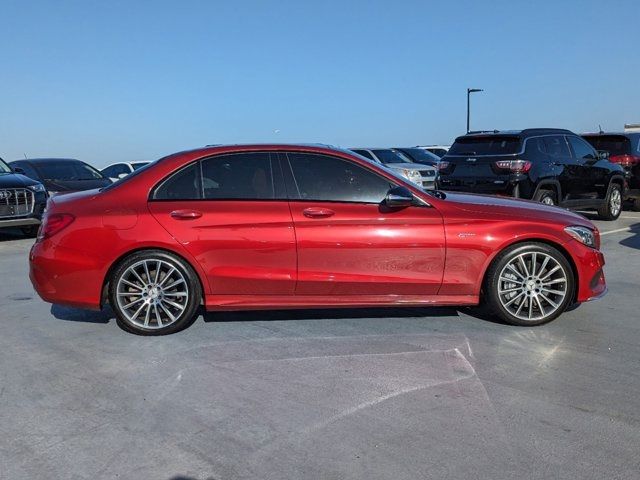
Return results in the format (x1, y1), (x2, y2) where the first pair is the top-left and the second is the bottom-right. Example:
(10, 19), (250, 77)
(601, 227), (634, 236)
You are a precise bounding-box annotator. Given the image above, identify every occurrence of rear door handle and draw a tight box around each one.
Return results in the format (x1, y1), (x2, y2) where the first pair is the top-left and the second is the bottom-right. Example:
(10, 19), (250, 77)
(170, 209), (203, 220)
(302, 207), (335, 218)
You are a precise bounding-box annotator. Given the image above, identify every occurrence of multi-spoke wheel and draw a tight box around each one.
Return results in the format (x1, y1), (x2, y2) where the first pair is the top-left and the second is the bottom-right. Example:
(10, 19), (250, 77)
(109, 250), (201, 335)
(485, 242), (574, 326)
(597, 183), (622, 220)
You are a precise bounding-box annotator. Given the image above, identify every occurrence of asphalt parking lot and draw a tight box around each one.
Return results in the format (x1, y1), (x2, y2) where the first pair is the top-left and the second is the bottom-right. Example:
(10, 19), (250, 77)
(0, 214), (639, 480)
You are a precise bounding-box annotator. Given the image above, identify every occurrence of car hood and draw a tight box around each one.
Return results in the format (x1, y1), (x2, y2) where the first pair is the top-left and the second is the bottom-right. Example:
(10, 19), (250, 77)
(443, 192), (595, 228)
(0, 173), (41, 188)
(387, 163), (436, 172)
(43, 178), (111, 192)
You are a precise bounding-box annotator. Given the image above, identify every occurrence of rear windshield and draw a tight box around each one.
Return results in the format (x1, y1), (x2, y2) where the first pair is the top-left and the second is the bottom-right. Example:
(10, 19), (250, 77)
(448, 136), (522, 156)
(394, 148), (438, 165)
(372, 149), (412, 164)
(582, 135), (631, 156)
(35, 161), (104, 180)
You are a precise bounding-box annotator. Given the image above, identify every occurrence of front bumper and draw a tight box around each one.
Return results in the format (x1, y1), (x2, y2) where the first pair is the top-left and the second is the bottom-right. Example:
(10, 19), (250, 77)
(570, 240), (607, 303)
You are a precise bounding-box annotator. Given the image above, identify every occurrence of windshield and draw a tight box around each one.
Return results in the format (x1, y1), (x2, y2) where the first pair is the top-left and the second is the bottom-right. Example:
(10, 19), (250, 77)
(372, 149), (412, 164)
(448, 136), (522, 155)
(394, 148), (439, 165)
(0, 158), (12, 174)
(132, 162), (149, 171)
(35, 161), (104, 181)
(583, 135), (631, 156)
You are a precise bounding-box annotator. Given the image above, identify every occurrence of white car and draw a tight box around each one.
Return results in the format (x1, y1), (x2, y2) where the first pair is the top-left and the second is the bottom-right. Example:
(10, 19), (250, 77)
(350, 148), (437, 190)
(418, 145), (450, 158)
(101, 161), (150, 182)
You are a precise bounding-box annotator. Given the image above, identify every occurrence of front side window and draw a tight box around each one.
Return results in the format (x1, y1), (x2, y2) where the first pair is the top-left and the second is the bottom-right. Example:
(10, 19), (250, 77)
(543, 136), (571, 158)
(201, 153), (275, 200)
(567, 136), (597, 160)
(287, 153), (394, 204)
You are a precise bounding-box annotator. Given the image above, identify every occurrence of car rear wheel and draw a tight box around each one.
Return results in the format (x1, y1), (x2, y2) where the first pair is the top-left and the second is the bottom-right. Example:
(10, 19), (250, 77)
(534, 189), (557, 206)
(484, 242), (574, 326)
(597, 183), (622, 220)
(109, 250), (202, 335)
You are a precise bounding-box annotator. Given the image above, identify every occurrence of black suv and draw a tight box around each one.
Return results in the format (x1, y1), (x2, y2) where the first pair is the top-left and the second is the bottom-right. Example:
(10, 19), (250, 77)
(0, 157), (48, 234)
(437, 128), (627, 220)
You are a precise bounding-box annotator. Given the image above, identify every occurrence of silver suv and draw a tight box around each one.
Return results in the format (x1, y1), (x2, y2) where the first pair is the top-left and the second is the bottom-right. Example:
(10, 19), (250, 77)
(350, 148), (437, 190)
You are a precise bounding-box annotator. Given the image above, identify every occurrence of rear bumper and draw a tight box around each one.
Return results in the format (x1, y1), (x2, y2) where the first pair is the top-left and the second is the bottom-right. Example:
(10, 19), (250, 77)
(29, 241), (106, 310)
(0, 217), (41, 228)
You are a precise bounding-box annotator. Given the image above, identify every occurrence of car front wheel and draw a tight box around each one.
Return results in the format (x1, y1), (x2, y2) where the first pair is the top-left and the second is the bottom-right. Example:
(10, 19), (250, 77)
(109, 250), (202, 335)
(484, 242), (574, 326)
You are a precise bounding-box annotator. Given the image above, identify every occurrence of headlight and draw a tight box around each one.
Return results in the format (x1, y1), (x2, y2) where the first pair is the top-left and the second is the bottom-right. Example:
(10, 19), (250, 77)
(27, 183), (46, 193)
(401, 169), (422, 185)
(565, 226), (596, 248)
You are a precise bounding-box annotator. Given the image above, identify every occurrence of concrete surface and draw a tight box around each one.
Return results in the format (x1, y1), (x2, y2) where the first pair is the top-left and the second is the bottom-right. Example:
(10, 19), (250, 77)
(0, 213), (639, 480)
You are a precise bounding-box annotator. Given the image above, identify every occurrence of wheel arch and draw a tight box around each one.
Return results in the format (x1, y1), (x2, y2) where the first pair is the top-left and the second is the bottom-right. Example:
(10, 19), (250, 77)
(533, 180), (562, 201)
(101, 246), (207, 308)
(479, 237), (579, 304)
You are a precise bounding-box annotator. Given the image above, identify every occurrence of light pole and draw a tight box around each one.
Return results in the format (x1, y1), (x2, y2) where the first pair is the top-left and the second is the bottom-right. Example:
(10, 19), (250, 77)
(466, 88), (483, 133)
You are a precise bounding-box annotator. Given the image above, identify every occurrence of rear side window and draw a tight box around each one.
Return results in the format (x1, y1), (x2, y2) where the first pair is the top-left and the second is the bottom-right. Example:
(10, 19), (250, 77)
(567, 136), (597, 160)
(583, 135), (631, 156)
(448, 137), (521, 155)
(543, 136), (571, 158)
(201, 153), (277, 200)
(286, 153), (393, 204)
(153, 162), (202, 200)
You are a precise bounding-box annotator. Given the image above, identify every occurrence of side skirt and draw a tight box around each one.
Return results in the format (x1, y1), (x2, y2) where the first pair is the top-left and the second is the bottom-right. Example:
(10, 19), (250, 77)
(204, 294), (479, 311)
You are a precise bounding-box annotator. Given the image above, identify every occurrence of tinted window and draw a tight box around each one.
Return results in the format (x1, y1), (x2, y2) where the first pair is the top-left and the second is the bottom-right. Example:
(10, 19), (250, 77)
(352, 149), (375, 160)
(448, 137), (521, 155)
(394, 148), (439, 165)
(35, 161), (104, 180)
(287, 153), (393, 203)
(12, 162), (40, 180)
(542, 136), (571, 158)
(372, 149), (412, 164)
(102, 164), (130, 178)
(153, 162), (201, 200)
(582, 135), (631, 156)
(426, 148), (448, 158)
(201, 153), (276, 200)
(567, 136), (597, 160)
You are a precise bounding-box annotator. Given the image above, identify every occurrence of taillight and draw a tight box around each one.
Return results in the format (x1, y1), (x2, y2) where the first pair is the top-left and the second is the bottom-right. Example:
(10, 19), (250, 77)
(610, 154), (640, 167)
(495, 160), (532, 173)
(37, 213), (75, 241)
(438, 161), (450, 171)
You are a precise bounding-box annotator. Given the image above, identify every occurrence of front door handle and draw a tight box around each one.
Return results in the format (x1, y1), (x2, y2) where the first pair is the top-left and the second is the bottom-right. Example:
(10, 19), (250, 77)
(302, 207), (335, 218)
(170, 209), (203, 220)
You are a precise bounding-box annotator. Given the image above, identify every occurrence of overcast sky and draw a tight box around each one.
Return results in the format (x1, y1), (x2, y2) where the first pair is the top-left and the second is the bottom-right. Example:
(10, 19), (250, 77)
(1, 0), (638, 167)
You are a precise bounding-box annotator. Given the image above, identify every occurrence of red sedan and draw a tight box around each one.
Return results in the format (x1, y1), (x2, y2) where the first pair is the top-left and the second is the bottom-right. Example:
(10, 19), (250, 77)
(29, 144), (607, 335)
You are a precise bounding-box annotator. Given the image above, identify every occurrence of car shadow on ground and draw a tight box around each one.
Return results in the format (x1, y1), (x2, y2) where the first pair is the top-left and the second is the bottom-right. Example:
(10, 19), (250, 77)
(619, 223), (640, 250)
(50, 304), (113, 323)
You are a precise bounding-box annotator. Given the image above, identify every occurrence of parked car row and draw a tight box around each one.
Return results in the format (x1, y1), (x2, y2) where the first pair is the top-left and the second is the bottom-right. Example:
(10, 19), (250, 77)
(437, 128), (628, 220)
(349, 148), (438, 190)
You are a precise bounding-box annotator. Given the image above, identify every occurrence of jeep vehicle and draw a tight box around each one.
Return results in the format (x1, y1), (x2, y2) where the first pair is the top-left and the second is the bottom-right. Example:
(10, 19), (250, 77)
(582, 132), (640, 208)
(437, 129), (627, 220)
(0, 156), (48, 234)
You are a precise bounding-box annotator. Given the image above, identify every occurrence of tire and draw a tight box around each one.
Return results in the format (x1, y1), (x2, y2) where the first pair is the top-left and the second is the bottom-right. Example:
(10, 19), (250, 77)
(108, 250), (202, 335)
(533, 189), (557, 206)
(484, 242), (575, 326)
(597, 183), (622, 220)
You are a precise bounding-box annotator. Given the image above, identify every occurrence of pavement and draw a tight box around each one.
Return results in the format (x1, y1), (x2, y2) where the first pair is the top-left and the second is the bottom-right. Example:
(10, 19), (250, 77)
(0, 213), (639, 480)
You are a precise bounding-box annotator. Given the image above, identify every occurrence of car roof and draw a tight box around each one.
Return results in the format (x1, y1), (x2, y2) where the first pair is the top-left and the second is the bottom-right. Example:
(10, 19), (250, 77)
(461, 128), (574, 139)
(14, 158), (84, 164)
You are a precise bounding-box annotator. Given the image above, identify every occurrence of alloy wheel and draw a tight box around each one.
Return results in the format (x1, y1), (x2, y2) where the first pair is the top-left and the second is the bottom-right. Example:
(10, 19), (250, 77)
(610, 188), (622, 217)
(497, 251), (568, 322)
(115, 259), (189, 329)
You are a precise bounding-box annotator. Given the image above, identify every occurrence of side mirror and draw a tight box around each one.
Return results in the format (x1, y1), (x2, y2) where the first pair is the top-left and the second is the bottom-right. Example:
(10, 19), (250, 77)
(385, 186), (414, 208)
(12, 166), (25, 174)
(597, 150), (610, 160)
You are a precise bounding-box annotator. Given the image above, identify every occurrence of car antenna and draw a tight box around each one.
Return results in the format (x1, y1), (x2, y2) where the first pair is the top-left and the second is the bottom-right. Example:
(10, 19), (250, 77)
(598, 124), (604, 134)
(23, 153), (28, 159)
